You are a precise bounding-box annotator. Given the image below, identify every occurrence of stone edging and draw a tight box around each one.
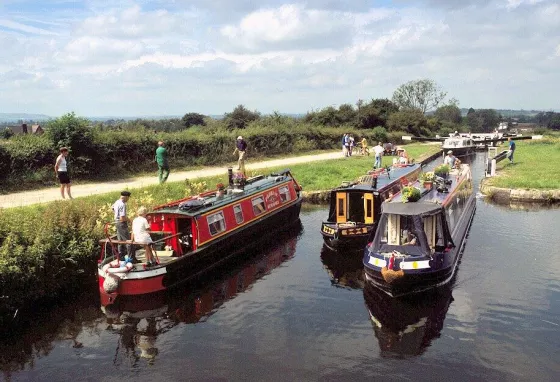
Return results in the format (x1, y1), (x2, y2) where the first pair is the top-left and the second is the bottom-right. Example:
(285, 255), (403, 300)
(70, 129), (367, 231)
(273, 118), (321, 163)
(479, 179), (560, 203)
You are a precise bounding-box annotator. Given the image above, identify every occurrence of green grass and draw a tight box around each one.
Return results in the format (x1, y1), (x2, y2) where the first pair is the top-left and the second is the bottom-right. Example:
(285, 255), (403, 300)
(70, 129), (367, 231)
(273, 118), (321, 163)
(486, 137), (560, 189)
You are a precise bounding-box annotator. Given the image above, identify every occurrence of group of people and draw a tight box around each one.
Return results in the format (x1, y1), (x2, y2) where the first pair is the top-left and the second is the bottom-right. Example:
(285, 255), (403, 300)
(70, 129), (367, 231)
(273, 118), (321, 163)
(340, 134), (409, 169)
(112, 191), (158, 267)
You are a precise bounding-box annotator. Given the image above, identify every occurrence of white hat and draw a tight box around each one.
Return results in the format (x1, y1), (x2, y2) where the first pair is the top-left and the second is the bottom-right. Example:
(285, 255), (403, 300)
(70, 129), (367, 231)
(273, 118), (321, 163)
(237, 136), (243, 140)
(447, 150), (453, 154)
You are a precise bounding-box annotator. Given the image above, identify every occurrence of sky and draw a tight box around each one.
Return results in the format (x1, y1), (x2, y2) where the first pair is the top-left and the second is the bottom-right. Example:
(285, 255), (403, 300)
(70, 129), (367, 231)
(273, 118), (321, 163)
(0, 0), (558, 117)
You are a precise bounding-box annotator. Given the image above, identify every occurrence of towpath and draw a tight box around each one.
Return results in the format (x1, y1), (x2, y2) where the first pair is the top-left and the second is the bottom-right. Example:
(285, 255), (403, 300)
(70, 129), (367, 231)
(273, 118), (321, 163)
(1, 151), (344, 208)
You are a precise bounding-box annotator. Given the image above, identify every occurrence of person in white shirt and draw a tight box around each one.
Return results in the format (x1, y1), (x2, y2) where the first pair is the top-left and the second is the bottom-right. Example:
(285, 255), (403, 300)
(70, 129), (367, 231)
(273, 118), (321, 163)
(54, 147), (72, 199)
(373, 142), (384, 168)
(444, 150), (457, 168)
(132, 206), (156, 267)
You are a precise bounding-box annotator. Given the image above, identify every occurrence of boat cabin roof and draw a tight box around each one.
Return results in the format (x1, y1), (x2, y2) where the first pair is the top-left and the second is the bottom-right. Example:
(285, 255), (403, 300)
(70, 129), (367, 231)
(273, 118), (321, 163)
(332, 164), (421, 193)
(383, 164), (471, 214)
(152, 170), (295, 217)
(381, 201), (443, 217)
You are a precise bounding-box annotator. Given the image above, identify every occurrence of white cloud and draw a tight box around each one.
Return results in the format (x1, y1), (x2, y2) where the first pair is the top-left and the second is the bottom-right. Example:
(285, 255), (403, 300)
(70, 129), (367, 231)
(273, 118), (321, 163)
(0, 1), (559, 116)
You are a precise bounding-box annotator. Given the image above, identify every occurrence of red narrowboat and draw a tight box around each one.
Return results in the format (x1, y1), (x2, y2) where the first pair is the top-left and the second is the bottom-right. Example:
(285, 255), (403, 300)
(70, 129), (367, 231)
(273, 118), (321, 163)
(98, 169), (302, 304)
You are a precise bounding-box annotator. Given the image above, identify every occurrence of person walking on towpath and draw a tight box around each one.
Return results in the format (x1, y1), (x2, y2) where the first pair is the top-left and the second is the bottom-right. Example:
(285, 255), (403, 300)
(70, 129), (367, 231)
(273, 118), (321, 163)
(54, 147), (73, 200)
(113, 191), (135, 262)
(373, 142), (384, 169)
(507, 138), (516, 163)
(233, 136), (248, 175)
(155, 141), (170, 184)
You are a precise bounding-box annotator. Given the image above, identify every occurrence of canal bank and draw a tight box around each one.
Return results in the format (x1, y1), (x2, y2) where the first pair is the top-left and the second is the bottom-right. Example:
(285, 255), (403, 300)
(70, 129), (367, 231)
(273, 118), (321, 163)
(480, 180), (560, 203)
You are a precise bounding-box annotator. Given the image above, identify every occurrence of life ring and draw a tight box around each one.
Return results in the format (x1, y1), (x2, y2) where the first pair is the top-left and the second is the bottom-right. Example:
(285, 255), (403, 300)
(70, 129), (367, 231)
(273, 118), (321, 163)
(102, 259), (134, 274)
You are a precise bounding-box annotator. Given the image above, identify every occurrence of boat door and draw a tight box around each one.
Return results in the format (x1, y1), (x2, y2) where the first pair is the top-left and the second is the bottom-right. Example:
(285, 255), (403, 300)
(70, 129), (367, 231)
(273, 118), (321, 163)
(335, 192), (347, 223)
(364, 193), (374, 224)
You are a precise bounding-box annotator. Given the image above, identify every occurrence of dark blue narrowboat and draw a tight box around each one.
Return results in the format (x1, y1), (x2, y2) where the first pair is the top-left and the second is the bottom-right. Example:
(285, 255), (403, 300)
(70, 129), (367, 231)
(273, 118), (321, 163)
(363, 164), (476, 297)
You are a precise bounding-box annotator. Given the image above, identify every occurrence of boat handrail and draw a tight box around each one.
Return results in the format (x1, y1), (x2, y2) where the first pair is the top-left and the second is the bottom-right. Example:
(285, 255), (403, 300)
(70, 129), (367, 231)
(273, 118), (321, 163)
(99, 232), (182, 245)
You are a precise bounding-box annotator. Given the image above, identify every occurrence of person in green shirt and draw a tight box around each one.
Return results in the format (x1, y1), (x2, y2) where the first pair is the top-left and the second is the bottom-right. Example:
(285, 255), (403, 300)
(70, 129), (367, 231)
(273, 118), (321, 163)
(155, 141), (170, 184)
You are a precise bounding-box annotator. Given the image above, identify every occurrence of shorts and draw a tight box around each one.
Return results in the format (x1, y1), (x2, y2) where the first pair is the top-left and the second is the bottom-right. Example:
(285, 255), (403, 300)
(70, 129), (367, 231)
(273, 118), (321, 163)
(58, 171), (70, 184)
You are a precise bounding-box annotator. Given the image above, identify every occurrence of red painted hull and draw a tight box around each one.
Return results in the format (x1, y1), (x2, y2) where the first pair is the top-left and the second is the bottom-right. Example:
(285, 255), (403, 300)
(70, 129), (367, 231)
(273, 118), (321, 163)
(98, 268), (166, 304)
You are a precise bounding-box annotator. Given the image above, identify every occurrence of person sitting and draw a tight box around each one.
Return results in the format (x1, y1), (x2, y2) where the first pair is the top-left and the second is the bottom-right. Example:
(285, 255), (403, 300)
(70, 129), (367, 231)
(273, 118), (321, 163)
(444, 150), (457, 168)
(398, 149), (409, 165)
(402, 230), (418, 246)
(132, 206), (157, 267)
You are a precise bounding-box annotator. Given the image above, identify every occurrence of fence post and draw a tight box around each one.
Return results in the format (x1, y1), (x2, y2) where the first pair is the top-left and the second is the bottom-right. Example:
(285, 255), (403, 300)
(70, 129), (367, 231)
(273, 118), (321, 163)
(491, 159), (496, 177)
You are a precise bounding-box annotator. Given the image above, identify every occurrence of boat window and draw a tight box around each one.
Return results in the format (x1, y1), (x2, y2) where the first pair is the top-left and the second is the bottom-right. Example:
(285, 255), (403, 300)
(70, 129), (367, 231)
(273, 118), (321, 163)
(208, 211), (226, 236)
(399, 215), (420, 246)
(336, 192), (347, 223)
(252, 196), (266, 216)
(424, 215), (445, 251)
(233, 204), (244, 224)
(279, 186), (291, 203)
(386, 214), (400, 245)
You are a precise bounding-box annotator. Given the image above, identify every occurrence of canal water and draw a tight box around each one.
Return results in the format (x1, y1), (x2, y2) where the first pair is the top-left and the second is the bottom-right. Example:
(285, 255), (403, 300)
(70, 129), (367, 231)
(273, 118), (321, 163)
(1, 154), (559, 381)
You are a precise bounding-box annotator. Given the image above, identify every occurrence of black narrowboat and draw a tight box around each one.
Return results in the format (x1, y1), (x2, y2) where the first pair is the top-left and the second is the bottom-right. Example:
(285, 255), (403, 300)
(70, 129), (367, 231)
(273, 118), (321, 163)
(321, 164), (421, 250)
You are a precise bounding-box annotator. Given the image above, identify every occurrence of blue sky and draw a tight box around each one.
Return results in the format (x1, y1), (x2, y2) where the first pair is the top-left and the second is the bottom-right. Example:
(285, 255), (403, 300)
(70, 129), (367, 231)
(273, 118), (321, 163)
(0, 0), (558, 117)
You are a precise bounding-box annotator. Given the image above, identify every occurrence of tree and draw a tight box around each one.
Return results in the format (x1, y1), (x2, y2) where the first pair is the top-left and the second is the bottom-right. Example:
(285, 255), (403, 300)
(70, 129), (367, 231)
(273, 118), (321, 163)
(182, 112), (206, 128)
(465, 109), (500, 133)
(387, 109), (429, 136)
(224, 105), (260, 130)
(46, 112), (96, 174)
(434, 104), (462, 124)
(392, 79), (448, 114)
(355, 98), (399, 129)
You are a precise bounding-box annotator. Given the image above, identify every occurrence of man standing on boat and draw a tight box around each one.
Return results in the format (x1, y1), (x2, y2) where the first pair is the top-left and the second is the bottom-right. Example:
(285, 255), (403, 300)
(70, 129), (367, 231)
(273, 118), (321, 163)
(233, 136), (248, 175)
(373, 142), (384, 169)
(113, 191), (134, 261)
(444, 150), (457, 168)
(155, 141), (170, 184)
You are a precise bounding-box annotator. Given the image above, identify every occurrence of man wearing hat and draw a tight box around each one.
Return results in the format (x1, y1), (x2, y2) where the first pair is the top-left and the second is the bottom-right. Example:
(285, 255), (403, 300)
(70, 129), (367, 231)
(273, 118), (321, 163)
(444, 150), (457, 168)
(113, 191), (134, 261)
(233, 136), (248, 174)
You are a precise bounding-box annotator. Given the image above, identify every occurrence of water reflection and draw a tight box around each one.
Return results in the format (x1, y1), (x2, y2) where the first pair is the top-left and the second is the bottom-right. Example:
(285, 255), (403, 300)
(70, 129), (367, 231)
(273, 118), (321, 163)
(320, 244), (364, 290)
(100, 222), (301, 366)
(363, 284), (454, 358)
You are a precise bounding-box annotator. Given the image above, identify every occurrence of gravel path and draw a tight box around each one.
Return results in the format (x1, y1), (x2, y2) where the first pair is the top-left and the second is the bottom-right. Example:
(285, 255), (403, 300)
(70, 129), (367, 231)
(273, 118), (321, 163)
(0, 151), (344, 208)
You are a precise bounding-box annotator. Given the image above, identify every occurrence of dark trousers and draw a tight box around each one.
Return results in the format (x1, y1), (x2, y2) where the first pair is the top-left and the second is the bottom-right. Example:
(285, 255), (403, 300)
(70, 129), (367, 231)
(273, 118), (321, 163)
(116, 221), (133, 260)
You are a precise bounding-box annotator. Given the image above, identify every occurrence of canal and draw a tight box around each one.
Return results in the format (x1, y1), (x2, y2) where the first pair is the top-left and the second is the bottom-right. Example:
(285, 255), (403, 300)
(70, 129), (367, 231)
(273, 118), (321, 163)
(1, 154), (559, 381)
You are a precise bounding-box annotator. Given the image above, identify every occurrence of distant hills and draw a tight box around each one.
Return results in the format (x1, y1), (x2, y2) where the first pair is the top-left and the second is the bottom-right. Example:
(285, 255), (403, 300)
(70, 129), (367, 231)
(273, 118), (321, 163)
(0, 113), (51, 123)
(0, 110), (555, 124)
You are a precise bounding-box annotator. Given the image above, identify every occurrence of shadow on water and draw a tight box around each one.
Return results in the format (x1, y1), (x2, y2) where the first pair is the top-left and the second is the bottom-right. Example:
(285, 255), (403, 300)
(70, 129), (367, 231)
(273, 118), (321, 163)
(320, 244), (365, 290)
(363, 283), (454, 359)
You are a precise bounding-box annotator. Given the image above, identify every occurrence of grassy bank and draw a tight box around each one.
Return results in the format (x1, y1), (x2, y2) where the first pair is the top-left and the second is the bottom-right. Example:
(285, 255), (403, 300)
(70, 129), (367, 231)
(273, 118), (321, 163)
(485, 137), (560, 189)
(0, 144), (438, 323)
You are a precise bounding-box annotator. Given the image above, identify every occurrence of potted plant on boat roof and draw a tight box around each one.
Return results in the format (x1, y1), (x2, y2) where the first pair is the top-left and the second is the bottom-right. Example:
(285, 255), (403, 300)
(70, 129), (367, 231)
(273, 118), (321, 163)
(420, 171), (435, 189)
(434, 164), (450, 179)
(401, 186), (421, 203)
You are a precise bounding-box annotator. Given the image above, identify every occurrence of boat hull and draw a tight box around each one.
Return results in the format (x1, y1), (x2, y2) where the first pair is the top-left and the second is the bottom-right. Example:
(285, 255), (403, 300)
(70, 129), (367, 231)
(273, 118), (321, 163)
(364, 197), (476, 297)
(98, 198), (302, 302)
(321, 222), (374, 250)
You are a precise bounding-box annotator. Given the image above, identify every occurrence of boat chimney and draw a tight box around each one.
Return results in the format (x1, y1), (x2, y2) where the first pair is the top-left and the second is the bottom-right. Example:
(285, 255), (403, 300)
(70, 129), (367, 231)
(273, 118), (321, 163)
(228, 167), (233, 187)
(371, 174), (378, 189)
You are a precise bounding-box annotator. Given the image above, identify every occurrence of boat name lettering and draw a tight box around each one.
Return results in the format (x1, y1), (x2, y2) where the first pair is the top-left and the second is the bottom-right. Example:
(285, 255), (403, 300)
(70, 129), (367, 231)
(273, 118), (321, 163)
(265, 190), (280, 209)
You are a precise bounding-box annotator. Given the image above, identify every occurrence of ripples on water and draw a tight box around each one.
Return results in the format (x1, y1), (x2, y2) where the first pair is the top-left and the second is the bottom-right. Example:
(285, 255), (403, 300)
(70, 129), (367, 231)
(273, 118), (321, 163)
(1, 155), (560, 381)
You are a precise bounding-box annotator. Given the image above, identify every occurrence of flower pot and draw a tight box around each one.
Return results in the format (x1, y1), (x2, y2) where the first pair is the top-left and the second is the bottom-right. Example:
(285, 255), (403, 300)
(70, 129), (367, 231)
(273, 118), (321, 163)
(423, 181), (432, 190)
